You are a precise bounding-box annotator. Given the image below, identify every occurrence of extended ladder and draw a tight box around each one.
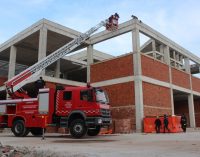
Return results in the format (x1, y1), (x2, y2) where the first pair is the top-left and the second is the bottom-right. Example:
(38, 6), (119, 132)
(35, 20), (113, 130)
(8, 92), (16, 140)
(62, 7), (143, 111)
(2, 14), (119, 95)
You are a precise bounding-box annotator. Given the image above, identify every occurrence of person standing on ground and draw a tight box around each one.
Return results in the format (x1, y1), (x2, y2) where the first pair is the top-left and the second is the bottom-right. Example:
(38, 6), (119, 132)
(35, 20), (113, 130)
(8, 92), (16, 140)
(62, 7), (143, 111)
(154, 116), (162, 133)
(180, 114), (187, 132)
(163, 114), (170, 133)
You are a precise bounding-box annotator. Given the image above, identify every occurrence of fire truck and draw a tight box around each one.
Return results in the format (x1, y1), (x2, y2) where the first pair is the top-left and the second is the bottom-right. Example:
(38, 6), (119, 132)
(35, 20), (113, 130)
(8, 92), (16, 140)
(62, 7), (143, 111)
(0, 14), (119, 138)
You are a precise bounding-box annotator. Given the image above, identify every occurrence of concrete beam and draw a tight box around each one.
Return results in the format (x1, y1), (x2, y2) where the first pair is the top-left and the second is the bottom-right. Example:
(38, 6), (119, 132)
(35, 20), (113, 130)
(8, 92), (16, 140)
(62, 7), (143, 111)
(43, 75), (86, 87)
(0, 20), (43, 53)
(140, 39), (153, 51)
(91, 76), (135, 87)
(89, 19), (135, 45)
(63, 56), (87, 65)
(8, 46), (17, 79)
(136, 21), (200, 64)
(43, 20), (81, 40)
(0, 18), (87, 55)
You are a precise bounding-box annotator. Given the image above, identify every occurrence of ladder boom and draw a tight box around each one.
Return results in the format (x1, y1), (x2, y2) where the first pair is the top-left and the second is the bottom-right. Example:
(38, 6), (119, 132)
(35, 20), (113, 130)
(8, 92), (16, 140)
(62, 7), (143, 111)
(3, 14), (119, 95)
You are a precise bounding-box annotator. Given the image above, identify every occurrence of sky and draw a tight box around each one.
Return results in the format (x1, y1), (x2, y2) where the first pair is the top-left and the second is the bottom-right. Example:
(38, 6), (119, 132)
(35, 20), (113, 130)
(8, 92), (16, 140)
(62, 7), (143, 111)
(0, 0), (200, 57)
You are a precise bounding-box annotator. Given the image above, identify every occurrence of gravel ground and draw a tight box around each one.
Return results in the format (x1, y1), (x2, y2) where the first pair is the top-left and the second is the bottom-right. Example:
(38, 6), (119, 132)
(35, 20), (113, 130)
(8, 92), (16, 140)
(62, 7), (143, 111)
(0, 131), (200, 157)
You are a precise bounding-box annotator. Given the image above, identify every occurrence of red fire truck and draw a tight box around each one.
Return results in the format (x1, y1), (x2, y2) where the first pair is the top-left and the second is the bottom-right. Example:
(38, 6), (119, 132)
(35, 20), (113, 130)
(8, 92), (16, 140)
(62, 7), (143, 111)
(0, 85), (111, 138)
(0, 14), (119, 138)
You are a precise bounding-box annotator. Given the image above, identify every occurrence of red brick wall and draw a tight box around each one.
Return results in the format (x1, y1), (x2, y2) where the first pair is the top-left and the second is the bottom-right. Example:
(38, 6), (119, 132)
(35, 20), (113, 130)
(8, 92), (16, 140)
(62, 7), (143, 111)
(141, 55), (170, 82)
(171, 68), (190, 89)
(101, 82), (135, 133)
(192, 76), (200, 93)
(102, 82), (135, 107)
(46, 82), (56, 88)
(91, 54), (133, 83)
(0, 77), (7, 86)
(174, 100), (190, 126)
(194, 99), (200, 127)
(143, 82), (172, 116)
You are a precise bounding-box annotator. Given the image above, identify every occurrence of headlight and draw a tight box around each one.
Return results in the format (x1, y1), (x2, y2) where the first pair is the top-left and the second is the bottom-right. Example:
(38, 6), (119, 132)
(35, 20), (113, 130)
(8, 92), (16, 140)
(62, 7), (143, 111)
(98, 118), (103, 124)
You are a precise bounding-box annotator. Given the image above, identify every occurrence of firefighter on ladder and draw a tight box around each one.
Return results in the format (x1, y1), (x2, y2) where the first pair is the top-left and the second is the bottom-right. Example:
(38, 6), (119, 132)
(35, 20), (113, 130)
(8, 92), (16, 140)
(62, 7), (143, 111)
(106, 13), (119, 31)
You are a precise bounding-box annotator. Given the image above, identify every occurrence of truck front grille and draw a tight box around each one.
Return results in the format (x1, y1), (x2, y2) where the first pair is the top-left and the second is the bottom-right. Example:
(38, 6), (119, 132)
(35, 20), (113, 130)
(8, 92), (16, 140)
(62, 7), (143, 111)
(100, 109), (111, 117)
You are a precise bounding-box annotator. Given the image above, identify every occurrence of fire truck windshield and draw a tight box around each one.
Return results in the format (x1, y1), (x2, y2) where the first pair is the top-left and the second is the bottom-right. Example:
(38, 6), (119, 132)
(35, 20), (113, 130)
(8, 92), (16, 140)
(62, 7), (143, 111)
(95, 89), (109, 104)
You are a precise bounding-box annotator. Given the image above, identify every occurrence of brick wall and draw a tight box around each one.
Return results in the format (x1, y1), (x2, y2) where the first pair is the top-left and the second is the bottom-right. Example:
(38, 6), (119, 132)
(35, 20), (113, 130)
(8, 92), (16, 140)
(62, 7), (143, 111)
(141, 55), (170, 82)
(194, 99), (200, 127)
(102, 82), (135, 133)
(171, 68), (190, 89)
(0, 77), (7, 86)
(46, 82), (56, 88)
(91, 54), (133, 83)
(192, 76), (200, 93)
(174, 100), (190, 126)
(143, 82), (172, 116)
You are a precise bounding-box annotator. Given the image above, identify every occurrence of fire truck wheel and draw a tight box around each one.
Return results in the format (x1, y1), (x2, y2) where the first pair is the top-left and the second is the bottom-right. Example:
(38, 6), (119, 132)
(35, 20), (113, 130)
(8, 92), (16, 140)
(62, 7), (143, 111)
(30, 128), (44, 136)
(11, 120), (29, 137)
(87, 126), (101, 136)
(70, 119), (87, 138)
(24, 129), (30, 137)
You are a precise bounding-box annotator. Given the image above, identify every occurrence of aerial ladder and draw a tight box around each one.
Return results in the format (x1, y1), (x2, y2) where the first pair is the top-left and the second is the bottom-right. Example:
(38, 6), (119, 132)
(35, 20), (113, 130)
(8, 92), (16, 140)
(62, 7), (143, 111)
(0, 13), (119, 100)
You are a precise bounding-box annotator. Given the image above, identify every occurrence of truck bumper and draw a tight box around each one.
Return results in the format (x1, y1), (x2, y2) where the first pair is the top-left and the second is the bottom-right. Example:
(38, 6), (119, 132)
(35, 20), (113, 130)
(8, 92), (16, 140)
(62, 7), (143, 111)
(86, 117), (112, 127)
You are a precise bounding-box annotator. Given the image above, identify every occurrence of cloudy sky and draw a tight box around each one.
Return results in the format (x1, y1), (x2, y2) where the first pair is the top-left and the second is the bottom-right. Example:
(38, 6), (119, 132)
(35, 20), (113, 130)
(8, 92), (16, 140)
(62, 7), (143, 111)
(0, 0), (200, 56)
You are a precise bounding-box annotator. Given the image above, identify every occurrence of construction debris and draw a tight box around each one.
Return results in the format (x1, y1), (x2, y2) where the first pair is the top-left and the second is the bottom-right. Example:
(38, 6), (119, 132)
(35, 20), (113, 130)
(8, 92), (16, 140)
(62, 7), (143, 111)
(0, 142), (29, 157)
(0, 142), (90, 157)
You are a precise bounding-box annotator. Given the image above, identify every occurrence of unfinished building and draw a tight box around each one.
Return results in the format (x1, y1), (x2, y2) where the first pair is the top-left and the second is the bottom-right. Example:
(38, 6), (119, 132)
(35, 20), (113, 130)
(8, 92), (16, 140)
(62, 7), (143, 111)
(0, 17), (200, 133)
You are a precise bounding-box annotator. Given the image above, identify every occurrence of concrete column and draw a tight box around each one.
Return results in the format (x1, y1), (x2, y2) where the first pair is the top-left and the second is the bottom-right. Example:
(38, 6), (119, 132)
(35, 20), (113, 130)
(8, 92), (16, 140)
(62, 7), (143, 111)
(163, 45), (170, 65)
(8, 45), (17, 79)
(54, 59), (61, 78)
(173, 50), (176, 59)
(152, 40), (156, 51)
(185, 57), (195, 127)
(184, 57), (190, 73)
(38, 26), (47, 75)
(132, 28), (144, 132)
(188, 94), (196, 128)
(159, 44), (164, 54)
(87, 45), (94, 83)
(164, 45), (174, 115)
(152, 40), (156, 58)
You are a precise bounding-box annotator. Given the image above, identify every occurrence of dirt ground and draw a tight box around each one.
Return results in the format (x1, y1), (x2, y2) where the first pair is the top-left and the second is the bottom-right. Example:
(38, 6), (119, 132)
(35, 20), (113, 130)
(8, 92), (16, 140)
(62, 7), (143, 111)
(0, 131), (200, 157)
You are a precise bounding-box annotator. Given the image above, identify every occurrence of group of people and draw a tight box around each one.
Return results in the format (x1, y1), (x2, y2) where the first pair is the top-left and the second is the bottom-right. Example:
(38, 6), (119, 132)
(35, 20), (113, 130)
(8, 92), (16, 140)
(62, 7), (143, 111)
(154, 114), (187, 133)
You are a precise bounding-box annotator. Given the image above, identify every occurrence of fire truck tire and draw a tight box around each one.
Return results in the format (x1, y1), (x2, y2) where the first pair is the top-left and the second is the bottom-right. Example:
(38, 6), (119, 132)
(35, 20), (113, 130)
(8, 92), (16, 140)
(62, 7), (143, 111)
(87, 126), (101, 136)
(24, 129), (30, 137)
(70, 119), (87, 138)
(11, 120), (29, 137)
(30, 128), (44, 136)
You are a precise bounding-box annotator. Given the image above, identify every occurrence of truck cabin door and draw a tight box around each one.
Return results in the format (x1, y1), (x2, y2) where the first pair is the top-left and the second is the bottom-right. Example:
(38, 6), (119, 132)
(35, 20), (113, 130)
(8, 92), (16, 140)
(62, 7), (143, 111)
(61, 91), (73, 115)
(79, 89), (93, 108)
